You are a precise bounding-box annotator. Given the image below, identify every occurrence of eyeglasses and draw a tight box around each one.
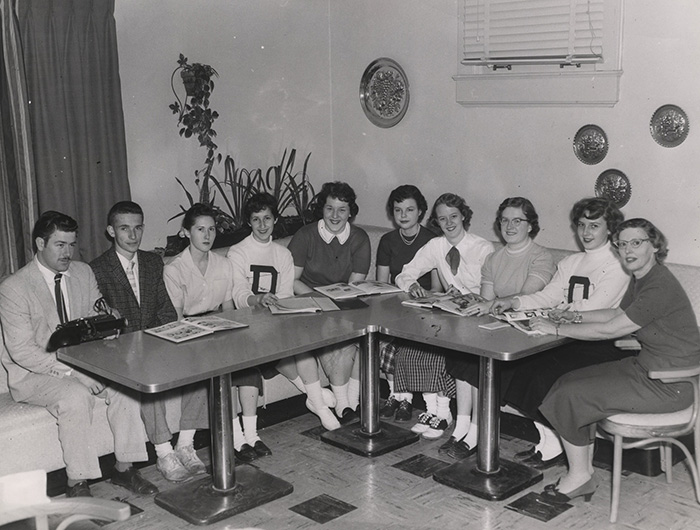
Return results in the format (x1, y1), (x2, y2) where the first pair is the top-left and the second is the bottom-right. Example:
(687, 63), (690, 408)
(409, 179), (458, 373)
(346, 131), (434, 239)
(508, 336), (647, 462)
(498, 217), (528, 227)
(613, 238), (650, 250)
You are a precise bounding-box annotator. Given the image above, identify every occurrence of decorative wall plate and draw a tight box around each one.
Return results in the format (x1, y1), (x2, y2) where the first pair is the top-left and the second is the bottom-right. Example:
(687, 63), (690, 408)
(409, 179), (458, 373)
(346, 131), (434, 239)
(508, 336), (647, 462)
(573, 124), (608, 165)
(595, 169), (631, 208)
(359, 58), (409, 128)
(650, 104), (689, 147)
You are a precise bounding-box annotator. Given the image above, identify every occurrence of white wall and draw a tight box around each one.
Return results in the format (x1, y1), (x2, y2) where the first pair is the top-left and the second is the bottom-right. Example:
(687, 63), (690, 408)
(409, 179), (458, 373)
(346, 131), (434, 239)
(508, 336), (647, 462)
(117, 0), (700, 265)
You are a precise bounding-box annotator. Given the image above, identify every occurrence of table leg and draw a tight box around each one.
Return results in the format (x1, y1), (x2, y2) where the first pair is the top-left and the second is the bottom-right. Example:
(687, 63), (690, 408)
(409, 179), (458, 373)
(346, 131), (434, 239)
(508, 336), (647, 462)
(433, 357), (542, 501)
(154, 373), (293, 525)
(321, 329), (419, 457)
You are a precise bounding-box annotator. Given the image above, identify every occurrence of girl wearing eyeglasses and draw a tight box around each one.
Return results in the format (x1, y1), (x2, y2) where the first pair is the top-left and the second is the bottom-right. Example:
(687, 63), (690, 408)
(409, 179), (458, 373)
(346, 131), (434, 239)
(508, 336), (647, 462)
(535, 218), (700, 503)
(441, 197), (556, 459)
(490, 197), (631, 471)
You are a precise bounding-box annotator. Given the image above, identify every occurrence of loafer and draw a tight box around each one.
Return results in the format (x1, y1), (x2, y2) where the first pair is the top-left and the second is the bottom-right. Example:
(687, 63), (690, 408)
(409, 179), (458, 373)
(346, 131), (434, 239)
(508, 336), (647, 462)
(338, 407), (358, 425)
(514, 445), (537, 461)
(394, 400), (413, 422)
(234, 443), (258, 463)
(438, 435), (460, 457)
(65, 481), (92, 498)
(446, 440), (477, 460)
(524, 450), (567, 470)
(252, 440), (273, 457)
(380, 396), (399, 418)
(111, 466), (159, 495)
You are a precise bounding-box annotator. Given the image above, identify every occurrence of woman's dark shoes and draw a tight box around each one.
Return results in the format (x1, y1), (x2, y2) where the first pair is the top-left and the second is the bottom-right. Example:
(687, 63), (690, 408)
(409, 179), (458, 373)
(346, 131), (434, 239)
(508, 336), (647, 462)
(524, 450), (566, 470)
(438, 435), (460, 457)
(514, 445), (537, 461)
(394, 400), (413, 422)
(65, 481), (91, 498)
(252, 440), (273, 457)
(111, 466), (159, 495)
(380, 396), (399, 418)
(541, 477), (597, 504)
(338, 407), (358, 425)
(234, 443), (258, 463)
(438, 436), (476, 460)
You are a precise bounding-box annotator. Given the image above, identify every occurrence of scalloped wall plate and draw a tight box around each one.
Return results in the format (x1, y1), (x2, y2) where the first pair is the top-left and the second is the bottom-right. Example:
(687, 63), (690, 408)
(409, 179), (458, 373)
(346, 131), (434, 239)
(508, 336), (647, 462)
(650, 104), (689, 147)
(359, 58), (410, 128)
(595, 169), (631, 208)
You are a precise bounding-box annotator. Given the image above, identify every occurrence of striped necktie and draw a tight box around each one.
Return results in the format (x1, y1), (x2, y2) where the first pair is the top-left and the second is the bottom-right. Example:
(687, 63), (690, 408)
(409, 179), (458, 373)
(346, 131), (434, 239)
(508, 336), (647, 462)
(126, 260), (139, 303)
(54, 274), (68, 324)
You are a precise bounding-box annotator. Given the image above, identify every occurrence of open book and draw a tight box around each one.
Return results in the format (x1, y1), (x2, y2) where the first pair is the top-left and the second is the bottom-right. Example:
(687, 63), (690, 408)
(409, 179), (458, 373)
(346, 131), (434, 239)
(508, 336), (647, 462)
(145, 315), (248, 343)
(495, 310), (551, 336)
(402, 292), (483, 316)
(269, 297), (340, 314)
(314, 281), (401, 300)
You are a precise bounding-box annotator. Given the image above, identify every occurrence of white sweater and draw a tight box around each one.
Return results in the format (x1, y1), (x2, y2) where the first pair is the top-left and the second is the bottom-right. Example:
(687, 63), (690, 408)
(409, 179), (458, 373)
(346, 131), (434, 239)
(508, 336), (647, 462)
(515, 242), (629, 311)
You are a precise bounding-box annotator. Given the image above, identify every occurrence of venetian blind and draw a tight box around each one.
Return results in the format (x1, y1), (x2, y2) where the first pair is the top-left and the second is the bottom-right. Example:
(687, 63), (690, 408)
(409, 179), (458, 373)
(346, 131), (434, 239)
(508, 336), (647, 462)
(462, 0), (605, 67)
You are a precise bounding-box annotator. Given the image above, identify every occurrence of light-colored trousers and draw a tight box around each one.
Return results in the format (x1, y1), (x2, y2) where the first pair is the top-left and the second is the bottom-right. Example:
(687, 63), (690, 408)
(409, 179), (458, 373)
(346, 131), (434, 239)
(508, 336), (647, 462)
(17, 373), (148, 480)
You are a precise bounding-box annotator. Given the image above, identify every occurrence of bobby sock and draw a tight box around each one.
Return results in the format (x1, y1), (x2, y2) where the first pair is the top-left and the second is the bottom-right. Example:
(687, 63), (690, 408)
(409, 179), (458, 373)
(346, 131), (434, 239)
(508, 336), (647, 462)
(176, 429), (195, 449)
(232, 416), (246, 450)
(538, 424), (562, 460)
(288, 376), (305, 394)
(436, 395), (451, 420)
(533, 421), (547, 453)
(114, 460), (131, 473)
(463, 420), (479, 448)
(347, 377), (360, 410)
(423, 392), (438, 416)
(155, 442), (174, 459)
(242, 415), (259, 444)
(397, 392), (413, 402)
(451, 414), (471, 440)
(387, 378), (395, 397)
(331, 383), (350, 413)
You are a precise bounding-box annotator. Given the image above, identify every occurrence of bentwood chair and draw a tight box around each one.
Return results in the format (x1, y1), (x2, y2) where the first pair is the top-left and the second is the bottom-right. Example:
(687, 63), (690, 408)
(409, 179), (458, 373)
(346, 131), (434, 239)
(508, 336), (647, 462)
(598, 365), (700, 523)
(0, 469), (131, 530)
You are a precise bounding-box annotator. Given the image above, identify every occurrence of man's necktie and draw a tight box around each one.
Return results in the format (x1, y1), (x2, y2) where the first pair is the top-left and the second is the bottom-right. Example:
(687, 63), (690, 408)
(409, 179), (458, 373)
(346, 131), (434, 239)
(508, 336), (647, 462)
(126, 261), (139, 302)
(446, 246), (460, 275)
(54, 274), (68, 324)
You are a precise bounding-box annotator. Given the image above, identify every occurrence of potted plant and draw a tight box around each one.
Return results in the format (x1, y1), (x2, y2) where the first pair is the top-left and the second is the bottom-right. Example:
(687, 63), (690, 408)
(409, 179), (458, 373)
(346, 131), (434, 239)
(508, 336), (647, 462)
(169, 54), (221, 204)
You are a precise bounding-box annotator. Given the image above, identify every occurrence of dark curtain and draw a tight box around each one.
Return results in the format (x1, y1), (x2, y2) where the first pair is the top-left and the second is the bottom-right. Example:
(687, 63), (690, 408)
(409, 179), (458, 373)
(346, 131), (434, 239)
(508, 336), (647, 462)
(0, 0), (38, 278)
(16, 0), (131, 261)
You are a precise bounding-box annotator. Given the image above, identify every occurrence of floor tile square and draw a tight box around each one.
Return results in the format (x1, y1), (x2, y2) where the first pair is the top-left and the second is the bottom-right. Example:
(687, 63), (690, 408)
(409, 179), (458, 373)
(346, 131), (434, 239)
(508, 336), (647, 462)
(505, 491), (572, 522)
(392, 453), (451, 479)
(289, 493), (357, 524)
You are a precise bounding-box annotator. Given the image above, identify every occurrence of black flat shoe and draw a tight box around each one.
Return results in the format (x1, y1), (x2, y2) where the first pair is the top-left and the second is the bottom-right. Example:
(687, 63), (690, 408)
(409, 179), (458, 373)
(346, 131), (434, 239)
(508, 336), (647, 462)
(65, 481), (92, 498)
(252, 440), (272, 457)
(438, 435), (460, 457)
(111, 466), (159, 495)
(379, 396), (399, 418)
(524, 451), (567, 470)
(446, 440), (477, 460)
(338, 407), (358, 425)
(234, 443), (258, 463)
(514, 445), (537, 461)
(541, 477), (597, 504)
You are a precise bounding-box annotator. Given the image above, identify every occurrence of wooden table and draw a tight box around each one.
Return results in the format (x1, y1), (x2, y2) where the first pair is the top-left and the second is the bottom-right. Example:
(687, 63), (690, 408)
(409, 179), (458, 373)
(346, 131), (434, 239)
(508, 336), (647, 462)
(59, 293), (567, 522)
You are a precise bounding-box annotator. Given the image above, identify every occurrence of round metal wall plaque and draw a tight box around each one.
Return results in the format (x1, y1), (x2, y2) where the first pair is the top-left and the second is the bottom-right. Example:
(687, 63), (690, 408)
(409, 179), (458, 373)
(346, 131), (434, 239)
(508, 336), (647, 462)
(595, 169), (631, 208)
(359, 58), (409, 128)
(573, 124), (608, 165)
(650, 104), (689, 147)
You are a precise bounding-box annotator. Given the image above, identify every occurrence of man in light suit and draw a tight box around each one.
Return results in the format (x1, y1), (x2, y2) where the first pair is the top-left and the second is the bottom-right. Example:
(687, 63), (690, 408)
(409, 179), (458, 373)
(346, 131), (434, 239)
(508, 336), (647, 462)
(0, 211), (155, 497)
(90, 201), (208, 483)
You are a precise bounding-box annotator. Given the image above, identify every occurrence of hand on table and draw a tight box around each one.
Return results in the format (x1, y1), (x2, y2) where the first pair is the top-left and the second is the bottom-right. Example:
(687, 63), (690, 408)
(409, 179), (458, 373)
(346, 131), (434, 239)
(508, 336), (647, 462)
(408, 282), (428, 298)
(257, 293), (279, 308)
(491, 297), (514, 315)
(548, 308), (576, 324)
(529, 317), (558, 336)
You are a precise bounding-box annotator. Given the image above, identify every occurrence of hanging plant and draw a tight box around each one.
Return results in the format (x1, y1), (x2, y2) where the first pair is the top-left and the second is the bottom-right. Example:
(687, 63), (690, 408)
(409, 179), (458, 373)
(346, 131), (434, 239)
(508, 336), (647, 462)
(169, 53), (221, 204)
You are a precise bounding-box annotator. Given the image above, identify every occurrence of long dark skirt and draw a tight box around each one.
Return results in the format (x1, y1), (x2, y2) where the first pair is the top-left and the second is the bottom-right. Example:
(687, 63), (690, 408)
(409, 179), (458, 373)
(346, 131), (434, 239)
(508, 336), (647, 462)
(445, 353), (532, 404)
(503, 340), (634, 421)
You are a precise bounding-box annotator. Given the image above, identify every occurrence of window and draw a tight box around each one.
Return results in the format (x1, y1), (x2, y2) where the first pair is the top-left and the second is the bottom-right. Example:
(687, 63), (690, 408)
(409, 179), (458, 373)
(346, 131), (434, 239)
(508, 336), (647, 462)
(454, 0), (624, 106)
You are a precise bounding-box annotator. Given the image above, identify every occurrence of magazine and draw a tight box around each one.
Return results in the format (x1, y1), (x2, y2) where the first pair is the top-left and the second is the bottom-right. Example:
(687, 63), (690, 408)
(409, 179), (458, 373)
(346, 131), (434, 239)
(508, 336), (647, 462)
(269, 297), (340, 314)
(314, 281), (402, 300)
(145, 315), (248, 343)
(433, 293), (483, 316)
(401, 292), (454, 309)
(500, 309), (551, 322)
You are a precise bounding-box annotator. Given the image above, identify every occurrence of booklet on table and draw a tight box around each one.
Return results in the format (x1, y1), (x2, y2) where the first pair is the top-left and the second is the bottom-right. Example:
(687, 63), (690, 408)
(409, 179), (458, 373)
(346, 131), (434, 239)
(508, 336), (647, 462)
(269, 297), (340, 314)
(314, 281), (402, 300)
(145, 315), (248, 343)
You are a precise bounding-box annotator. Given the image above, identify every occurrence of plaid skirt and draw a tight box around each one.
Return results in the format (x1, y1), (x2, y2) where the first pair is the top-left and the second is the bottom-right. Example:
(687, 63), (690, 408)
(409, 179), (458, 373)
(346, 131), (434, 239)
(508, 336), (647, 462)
(379, 338), (398, 374)
(393, 339), (456, 397)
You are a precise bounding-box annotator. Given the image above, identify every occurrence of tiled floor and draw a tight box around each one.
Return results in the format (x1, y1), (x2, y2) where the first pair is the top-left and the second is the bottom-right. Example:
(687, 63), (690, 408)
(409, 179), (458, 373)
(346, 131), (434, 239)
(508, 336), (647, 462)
(45, 411), (700, 529)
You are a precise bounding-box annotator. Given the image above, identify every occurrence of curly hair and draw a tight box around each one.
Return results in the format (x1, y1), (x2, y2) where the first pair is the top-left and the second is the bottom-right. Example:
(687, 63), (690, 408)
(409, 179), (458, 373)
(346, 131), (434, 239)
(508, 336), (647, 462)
(182, 203), (217, 230)
(244, 192), (279, 222)
(428, 193), (473, 231)
(386, 185), (429, 222)
(313, 181), (359, 219)
(570, 197), (624, 235)
(494, 197), (541, 238)
(614, 218), (669, 263)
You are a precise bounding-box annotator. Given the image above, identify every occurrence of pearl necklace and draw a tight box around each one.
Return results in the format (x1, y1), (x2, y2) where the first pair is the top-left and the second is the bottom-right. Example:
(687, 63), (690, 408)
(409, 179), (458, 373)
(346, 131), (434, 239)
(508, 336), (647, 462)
(399, 228), (419, 246)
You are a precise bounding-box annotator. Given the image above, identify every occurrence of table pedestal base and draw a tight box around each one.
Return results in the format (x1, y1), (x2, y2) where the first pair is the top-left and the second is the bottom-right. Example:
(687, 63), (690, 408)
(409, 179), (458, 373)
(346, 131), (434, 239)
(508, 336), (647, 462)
(154, 465), (293, 526)
(321, 422), (419, 457)
(433, 458), (542, 501)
